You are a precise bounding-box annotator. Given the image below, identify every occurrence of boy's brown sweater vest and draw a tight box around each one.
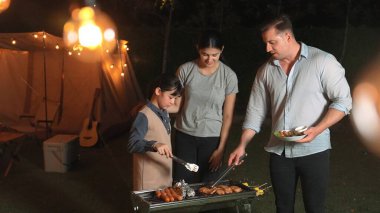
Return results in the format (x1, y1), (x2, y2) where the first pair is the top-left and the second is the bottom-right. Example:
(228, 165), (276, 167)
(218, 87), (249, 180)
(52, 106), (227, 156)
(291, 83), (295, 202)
(132, 106), (172, 191)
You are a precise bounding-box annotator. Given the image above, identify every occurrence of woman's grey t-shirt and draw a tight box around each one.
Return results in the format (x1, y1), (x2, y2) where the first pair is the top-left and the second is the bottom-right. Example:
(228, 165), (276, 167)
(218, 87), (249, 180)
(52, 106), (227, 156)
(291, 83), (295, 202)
(174, 60), (238, 137)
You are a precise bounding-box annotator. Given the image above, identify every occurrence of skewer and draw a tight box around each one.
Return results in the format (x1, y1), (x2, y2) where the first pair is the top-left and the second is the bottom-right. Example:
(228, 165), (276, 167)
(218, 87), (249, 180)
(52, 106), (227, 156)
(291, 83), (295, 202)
(257, 183), (268, 188)
(262, 185), (272, 191)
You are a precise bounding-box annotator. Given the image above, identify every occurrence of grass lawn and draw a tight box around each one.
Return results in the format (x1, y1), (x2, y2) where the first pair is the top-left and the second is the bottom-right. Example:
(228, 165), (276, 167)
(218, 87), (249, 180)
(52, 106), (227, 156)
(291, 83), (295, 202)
(225, 115), (380, 213)
(0, 115), (379, 212)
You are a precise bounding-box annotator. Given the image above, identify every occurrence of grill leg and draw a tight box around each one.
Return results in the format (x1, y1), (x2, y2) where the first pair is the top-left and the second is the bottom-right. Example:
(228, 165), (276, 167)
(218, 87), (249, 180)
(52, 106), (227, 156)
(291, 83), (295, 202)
(235, 199), (253, 213)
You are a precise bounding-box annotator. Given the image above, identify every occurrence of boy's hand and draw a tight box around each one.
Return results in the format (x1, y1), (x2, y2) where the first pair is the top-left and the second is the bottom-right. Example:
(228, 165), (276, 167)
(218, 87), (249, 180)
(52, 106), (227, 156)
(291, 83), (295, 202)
(153, 142), (173, 158)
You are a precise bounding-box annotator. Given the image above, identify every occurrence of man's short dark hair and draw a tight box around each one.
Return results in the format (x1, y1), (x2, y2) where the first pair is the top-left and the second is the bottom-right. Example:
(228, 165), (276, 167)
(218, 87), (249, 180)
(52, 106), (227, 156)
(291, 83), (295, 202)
(260, 14), (293, 34)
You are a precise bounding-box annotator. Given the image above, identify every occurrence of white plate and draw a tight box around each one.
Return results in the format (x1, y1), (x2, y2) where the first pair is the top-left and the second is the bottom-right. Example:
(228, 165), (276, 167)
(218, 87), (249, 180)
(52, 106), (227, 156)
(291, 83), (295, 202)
(273, 131), (306, 142)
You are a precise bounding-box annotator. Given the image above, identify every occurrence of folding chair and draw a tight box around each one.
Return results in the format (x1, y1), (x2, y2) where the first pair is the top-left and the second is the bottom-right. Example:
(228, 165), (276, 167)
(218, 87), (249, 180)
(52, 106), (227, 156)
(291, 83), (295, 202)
(0, 131), (25, 176)
(17, 99), (61, 140)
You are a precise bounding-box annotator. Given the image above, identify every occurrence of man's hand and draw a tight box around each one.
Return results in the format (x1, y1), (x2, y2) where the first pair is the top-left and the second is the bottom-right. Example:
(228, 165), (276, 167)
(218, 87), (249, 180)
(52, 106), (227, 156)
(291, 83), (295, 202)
(228, 145), (246, 166)
(297, 109), (346, 143)
(296, 127), (319, 143)
(153, 143), (173, 158)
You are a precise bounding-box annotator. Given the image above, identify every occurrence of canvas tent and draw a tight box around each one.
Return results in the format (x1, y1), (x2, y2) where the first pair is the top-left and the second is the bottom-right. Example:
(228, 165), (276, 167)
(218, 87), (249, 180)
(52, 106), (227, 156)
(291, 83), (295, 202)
(0, 32), (143, 138)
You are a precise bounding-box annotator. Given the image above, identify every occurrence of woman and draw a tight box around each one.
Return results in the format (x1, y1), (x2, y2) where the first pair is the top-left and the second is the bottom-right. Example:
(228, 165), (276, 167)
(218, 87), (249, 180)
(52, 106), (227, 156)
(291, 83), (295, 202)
(173, 30), (238, 183)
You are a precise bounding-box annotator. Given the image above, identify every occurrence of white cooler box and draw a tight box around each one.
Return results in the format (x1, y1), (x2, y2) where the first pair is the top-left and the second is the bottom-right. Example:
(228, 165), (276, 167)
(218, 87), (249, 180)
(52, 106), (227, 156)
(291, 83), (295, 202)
(43, 134), (79, 173)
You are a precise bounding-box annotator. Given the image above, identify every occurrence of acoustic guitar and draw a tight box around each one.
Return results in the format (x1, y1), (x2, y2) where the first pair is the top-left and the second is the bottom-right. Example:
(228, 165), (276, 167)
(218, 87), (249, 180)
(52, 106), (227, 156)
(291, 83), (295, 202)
(79, 88), (101, 147)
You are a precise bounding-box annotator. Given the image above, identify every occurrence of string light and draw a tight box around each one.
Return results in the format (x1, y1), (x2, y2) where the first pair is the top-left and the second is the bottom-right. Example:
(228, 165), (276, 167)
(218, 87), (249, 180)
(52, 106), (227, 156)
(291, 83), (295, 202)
(20, 31), (131, 80)
(11, 38), (16, 45)
(123, 43), (130, 51)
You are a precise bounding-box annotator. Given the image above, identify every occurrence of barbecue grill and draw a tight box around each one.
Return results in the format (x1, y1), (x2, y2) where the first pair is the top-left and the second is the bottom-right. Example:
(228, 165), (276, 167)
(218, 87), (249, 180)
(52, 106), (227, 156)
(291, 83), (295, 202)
(131, 180), (258, 213)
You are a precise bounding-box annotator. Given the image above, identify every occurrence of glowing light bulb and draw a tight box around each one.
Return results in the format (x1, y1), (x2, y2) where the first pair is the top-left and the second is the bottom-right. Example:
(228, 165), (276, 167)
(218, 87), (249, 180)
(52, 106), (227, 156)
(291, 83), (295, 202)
(68, 51), (72, 55)
(11, 39), (16, 45)
(121, 72), (125, 77)
(63, 6), (118, 62)
(33, 34), (38, 39)
(55, 44), (60, 50)
(78, 22), (102, 49)
(0, 0), (11, 13)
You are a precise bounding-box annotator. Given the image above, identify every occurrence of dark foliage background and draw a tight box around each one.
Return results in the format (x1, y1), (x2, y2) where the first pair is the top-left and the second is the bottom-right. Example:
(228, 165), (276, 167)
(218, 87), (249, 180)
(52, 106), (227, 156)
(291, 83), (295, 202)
(2, 0), (379, 108)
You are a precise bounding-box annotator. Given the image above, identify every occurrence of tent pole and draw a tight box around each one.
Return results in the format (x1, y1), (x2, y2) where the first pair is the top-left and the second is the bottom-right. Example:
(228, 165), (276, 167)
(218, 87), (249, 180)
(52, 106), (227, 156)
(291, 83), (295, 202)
(42, 32), (49, 139)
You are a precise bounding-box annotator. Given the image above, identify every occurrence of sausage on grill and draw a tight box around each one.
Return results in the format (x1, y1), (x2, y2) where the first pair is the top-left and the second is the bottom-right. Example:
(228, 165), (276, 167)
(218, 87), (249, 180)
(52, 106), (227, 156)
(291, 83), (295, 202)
(198, 185), (243, 195)
(155, 187), (183, 202)
(169, 187), (183, 201)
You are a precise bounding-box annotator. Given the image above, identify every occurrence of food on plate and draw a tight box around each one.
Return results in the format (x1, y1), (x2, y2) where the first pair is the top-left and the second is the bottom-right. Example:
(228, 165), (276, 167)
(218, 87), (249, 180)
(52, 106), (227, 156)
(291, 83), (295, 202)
(278, 130), (304, 137)
(277, 126), (308, 138)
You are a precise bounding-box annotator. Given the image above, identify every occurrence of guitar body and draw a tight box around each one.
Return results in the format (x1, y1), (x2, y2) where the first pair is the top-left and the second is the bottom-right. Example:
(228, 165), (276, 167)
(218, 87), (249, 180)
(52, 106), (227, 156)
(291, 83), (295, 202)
(79, 118), (99, 147)
(79, 88), (101, 147)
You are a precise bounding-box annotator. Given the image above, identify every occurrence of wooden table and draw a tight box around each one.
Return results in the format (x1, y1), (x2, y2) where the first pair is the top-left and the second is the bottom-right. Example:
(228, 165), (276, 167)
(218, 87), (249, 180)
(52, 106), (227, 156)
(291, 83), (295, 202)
(0, 131), (25, 177)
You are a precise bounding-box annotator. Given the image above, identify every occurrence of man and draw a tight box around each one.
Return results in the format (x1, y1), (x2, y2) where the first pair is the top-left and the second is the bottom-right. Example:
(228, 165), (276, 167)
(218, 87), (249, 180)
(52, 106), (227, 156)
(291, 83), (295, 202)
(228, 14), (352, 213)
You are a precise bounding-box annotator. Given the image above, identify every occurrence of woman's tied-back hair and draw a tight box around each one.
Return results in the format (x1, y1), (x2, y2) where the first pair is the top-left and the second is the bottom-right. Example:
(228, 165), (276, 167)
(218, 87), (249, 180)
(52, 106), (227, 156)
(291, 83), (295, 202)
(260, 14), (294, 34)
(196, 29), (224, 50)
(149, 73), (183, 98)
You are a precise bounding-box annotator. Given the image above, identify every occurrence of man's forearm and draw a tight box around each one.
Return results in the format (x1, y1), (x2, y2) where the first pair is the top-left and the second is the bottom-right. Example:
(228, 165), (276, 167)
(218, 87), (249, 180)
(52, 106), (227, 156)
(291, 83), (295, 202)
(315, 108), (346, 133)
(239, 128), (256, 148)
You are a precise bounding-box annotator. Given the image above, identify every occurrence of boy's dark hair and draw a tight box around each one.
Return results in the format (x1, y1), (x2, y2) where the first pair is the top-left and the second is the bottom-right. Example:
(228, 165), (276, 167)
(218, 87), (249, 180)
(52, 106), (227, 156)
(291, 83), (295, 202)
(260, 14), (293, 34)
(148, 73), (183, 98)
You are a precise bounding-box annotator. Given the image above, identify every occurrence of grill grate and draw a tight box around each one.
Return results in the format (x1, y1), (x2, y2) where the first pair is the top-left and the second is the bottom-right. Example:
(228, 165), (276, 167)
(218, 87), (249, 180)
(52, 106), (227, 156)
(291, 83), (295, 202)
(131, 180), (258, 212)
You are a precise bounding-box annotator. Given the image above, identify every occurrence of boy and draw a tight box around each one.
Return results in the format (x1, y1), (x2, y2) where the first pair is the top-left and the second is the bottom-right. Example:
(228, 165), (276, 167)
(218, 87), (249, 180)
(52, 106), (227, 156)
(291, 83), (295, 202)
(128, 73), (183, 191)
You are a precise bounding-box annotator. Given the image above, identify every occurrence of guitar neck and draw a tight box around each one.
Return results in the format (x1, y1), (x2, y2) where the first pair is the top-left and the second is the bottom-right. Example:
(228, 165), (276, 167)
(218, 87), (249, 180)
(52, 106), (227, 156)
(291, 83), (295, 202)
(87, 88), (101, 126)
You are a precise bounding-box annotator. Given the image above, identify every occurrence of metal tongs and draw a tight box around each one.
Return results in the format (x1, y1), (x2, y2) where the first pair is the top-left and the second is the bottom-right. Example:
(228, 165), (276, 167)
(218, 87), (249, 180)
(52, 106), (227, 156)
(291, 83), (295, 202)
(172, 155), (199, 172)
(210, 153), (248, 188)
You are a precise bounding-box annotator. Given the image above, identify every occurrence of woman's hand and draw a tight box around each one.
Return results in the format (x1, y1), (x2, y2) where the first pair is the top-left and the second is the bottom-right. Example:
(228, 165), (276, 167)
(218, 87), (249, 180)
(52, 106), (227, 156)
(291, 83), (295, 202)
(209, 149), (224, 172)
(153, 143), (173, 158)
